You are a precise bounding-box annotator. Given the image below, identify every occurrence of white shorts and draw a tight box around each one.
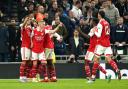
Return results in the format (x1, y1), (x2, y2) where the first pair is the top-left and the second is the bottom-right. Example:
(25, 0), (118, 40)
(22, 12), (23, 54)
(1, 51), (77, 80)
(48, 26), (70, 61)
(94, 45), (113, 57)
(45, 48), (54, 60)
(85, 51), (94, 61)
(31, 51), (46, 61)
(21, 47), (31, 60)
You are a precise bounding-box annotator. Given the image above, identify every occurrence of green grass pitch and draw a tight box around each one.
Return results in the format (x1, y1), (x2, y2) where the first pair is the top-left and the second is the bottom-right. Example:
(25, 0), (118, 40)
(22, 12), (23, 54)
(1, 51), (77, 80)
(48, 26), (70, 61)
(0, 79), (128, 89)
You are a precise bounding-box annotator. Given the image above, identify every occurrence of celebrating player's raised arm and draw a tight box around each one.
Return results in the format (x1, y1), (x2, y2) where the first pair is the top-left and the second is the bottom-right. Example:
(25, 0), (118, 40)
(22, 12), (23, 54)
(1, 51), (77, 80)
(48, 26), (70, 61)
(21, 17), (30, 28)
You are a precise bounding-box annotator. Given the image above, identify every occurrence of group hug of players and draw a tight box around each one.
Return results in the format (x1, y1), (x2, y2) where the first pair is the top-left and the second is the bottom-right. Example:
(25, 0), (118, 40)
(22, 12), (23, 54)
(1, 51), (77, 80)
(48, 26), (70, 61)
(19, 12), (62, 82)
(19, 10), (121, 83)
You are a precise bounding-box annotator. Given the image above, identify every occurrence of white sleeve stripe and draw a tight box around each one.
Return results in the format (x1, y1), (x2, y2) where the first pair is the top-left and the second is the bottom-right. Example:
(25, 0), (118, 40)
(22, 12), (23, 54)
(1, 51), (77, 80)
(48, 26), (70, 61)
(88, 28), (95, 37)
(95, 23), (102, 37)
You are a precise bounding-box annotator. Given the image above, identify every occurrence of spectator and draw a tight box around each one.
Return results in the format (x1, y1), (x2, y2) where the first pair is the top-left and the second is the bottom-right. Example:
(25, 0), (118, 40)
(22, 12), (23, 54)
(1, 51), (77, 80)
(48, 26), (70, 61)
(79, 18), (90, 43)
(48, 1), (58, 24)
(8, 19), (17, 62)
(52, 16), (68, 41)
(125, 0), (128, 12)
(90, 0), (98, 18)
(36, 5), (45, 14)
(61, 0), (71, 15)
(115, 0), (127, 16)
(34, 5), (45, 24)
(43, 12), (50, 25)
(57, 8), (76, 41)
(68, 28), (84, 63)
(38, 0), (49, 11)
(112, 17), (128, 55)
(47, 0), (57, 10)
(17, 0), (28, 21)
(79, 18), (91, 54)
(104, 0), (120, 25)
(25, 2), (35, 15)
(68, 10), (78, 37)
(85, 6), (93, 19)
(54, 36), (67, 55)
(95, 0), (105, 10)
(99, 2), (111, 24)
(0, 22), (9, 62)
(123, 12), (128, 26)
(82, 0), (91, 16)
(71, 0), (83, 20)
(16, 27), (21, 62)
(99, 0), (108, 10)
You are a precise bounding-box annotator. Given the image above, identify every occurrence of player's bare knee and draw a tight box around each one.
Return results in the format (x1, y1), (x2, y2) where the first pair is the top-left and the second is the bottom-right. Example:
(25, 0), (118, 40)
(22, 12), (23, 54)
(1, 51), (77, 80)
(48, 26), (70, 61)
(105, 54), (112, 62)
(93, 55), (100, 63)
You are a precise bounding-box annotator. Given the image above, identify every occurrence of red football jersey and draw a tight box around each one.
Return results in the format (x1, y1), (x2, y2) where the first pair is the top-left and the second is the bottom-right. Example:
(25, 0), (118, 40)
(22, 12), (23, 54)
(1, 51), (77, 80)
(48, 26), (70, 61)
(44, 34), (54, 49)
(21, 27), (32, 48)
(95, 19), (110, 47)
(32, 29), (45, 53)
(44, 25), (54, 49)
(88, 27), (98, 52)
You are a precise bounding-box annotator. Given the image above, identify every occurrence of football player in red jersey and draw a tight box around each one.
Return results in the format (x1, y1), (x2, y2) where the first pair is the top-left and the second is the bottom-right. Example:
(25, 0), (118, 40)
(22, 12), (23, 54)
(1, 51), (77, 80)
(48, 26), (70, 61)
(43, 25), (60, 82)
(91, 11), (121, 83)
(19, 17), (32, 82)
(78, 18), (110, 83)
(31, 20), (62, 82)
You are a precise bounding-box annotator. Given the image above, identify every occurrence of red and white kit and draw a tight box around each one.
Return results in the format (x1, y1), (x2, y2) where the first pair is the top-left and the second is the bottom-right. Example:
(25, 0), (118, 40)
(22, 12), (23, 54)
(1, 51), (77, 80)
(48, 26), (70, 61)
(85, 26), (97, 61)
(31, 28), (45, 61)
(31, 26), (53, 61)
(21, 26), (32, 60)
(94, 19), (113, 56)
(44, 25), (60, 59)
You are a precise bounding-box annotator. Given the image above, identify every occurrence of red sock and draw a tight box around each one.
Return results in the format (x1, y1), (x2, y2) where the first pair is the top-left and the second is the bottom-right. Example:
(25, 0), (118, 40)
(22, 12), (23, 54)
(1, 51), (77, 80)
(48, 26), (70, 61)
(31, 65), (37, 78)
(38, 63), (43, 75)
(85, 60), (91, 78)
(109, 60), (118, 72)
(98, 65), (106, 74)
(29, 68), (33, 78)
(26, 65), (29, 78)
(92, 62), (99, 77)
(20, 63), (26, 77)
(26, 64), (32, 78)
(42, 64), (48, 78)
(48, 64), (56, 78)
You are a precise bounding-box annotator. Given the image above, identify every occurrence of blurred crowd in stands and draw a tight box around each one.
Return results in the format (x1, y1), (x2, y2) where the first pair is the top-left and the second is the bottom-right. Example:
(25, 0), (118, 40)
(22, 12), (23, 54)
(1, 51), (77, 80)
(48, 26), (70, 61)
(0, 0), (128, 62)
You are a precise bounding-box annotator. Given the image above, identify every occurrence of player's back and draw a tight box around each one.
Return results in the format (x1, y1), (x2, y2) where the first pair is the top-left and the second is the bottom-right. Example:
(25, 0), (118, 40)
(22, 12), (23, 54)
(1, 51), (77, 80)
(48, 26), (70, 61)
(98, 19), (111, 47)
(88, 27), (98, 52)
(21, 27), (32, 48)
